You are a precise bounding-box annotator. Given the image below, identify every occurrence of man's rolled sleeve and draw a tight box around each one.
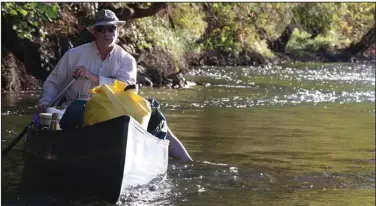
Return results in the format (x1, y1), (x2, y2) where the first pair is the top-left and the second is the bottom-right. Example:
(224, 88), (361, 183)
(98, 75), (115, 86)
(39, 52), (70, 106)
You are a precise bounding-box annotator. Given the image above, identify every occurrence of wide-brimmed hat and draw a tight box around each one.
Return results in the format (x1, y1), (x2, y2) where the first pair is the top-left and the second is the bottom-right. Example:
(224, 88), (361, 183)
(88, 9), (126, 29)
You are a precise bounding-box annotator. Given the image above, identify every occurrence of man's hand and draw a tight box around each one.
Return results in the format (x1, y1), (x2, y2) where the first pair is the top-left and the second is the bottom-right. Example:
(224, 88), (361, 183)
(37, 104), (47, 114)
(73, 66), (99, 85)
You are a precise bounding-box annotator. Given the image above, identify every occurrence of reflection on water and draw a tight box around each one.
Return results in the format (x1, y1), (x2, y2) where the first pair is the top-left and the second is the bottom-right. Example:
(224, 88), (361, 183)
(2, 62), (375, 205)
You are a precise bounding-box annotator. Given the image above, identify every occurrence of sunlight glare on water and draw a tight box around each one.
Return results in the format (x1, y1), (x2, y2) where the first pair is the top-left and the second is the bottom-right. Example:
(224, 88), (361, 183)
(1, 62), (375, 205)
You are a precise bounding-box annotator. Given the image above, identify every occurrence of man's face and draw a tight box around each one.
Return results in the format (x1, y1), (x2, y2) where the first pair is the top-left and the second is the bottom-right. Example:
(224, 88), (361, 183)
(92, 24), (118, 47)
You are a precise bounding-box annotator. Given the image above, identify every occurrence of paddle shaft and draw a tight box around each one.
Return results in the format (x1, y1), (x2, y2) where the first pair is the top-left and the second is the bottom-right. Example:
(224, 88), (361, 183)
(47, 79), (77, 108)
(2, 79), (76, 156)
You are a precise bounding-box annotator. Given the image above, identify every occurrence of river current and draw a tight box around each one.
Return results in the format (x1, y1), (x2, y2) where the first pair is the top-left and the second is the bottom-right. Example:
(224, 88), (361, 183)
(2, 62), (375, 205)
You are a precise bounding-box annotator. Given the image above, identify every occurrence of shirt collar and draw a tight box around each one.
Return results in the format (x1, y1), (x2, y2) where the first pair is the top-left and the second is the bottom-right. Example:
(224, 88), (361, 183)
(92, 41), (116, 58)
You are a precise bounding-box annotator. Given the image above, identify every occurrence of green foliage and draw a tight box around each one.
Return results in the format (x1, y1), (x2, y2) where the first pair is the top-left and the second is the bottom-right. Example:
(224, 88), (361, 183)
(200, 3), (240, 53)
(2, 2), (374, 69)
(122, 3), (208, 69)
(1, 2), (60, 40)
(294, 3), (346, 38)
(169, 3), (207, 43)
(287, 2), (374, 52)
(199, 3), (277, 57)
(134, 17), (185, 55)
(251, 3), (298, 39)
(123, 16), (187, 71)
(123, 2), (373, 62)
(340, 3), (375, 41)
(286, 28), (351, 53)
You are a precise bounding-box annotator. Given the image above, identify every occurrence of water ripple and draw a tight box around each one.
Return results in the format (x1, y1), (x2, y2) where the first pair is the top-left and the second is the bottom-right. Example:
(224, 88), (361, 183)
(181, 63), (375, 109)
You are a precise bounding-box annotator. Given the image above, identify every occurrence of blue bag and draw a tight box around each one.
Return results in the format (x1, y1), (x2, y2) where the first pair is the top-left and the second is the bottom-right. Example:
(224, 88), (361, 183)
(59, 100), (88, 130)
(147, 99), (168, 140)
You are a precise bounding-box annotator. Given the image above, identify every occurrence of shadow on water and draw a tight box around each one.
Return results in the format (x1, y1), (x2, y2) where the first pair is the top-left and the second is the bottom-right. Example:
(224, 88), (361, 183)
(2, 157), (375, 205)
(2, 150), (166, 206)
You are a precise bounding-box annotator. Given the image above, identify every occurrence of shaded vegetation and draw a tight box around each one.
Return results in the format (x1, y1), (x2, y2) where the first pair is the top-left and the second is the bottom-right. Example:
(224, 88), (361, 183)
(1, 2), (375, 91)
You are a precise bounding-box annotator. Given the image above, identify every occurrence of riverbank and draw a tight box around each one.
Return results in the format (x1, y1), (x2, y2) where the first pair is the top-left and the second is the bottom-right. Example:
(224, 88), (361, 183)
(2, 3), (374, 91)
(2, 41), (374, 92)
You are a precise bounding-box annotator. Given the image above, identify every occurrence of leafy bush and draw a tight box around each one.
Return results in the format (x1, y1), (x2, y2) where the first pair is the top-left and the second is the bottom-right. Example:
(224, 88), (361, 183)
(340, 3), (375, 41)
(1, 2), (60, 40)
(287, 3), (374, 52)
(294, 3), (346, 38)
(3, 2), (374, 73)
(169, 3), (207, 43)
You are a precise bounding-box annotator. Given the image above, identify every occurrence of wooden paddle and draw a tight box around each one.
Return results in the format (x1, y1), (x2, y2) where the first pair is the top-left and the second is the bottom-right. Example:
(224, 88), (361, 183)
(2, 78), (76, 156)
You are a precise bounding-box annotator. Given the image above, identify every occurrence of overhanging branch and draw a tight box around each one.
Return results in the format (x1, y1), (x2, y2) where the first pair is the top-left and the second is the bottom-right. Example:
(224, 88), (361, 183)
(99, 3), (168, 20)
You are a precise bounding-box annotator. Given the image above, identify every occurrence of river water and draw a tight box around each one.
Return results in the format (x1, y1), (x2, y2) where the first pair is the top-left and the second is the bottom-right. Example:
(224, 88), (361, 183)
(1, 62), (375, 205)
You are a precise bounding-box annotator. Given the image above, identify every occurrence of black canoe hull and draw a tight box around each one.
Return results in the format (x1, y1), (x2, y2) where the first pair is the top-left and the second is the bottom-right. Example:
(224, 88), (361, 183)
(22, 115), (169, 204)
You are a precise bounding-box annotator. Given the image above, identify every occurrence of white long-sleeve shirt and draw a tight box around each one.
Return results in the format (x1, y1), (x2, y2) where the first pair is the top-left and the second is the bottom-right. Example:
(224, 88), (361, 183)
(39, 41), (137, 106)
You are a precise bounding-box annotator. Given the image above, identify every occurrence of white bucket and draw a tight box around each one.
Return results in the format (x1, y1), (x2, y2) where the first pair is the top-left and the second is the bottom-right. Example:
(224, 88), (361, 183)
(46, 107), (65, 119)
(39, 113), (53, 126)
(39, 112), (62, 130)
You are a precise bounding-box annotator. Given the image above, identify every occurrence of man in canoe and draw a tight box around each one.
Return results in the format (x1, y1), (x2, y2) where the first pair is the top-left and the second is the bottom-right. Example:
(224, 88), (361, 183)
(37, 9), (193, 162)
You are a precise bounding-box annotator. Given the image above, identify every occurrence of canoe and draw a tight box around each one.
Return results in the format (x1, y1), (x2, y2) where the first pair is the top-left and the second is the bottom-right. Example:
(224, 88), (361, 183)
(22, 115), (170, 204)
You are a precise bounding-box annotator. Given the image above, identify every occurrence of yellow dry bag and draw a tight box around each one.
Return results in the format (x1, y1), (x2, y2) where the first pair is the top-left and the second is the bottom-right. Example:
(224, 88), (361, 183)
(83, 80), (151, 129)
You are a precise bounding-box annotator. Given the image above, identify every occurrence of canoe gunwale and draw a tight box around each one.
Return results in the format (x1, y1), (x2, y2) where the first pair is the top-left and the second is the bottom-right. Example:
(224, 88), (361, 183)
(128, 117), (170, 147)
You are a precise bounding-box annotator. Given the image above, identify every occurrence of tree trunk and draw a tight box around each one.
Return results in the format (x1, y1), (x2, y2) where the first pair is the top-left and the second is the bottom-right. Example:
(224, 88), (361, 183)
(99, 3), (167, 21)
(268, 22), (295, 53)
(1, 18), (45, 80)
(338, 27), (376, 61)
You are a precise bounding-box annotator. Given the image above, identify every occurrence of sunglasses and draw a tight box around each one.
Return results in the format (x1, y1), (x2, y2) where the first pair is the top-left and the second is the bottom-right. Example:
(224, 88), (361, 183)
(94, 25), (117, 33)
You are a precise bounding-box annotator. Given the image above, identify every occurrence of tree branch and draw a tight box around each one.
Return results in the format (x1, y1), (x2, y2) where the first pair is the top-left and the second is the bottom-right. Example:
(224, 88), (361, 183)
(100, 3), (167, 21)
